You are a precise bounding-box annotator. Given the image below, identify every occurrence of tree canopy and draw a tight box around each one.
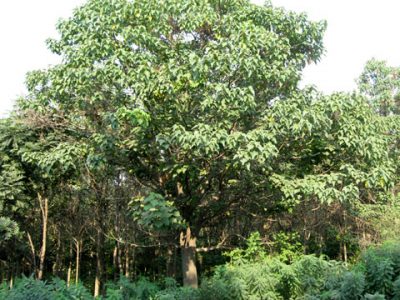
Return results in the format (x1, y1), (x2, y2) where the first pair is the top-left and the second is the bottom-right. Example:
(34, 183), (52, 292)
(1, 0), (399, 297)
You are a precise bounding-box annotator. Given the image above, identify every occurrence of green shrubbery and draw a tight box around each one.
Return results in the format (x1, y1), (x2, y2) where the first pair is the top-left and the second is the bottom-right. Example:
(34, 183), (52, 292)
(2, 239), (400, 299)
(0, 276), (92, 300)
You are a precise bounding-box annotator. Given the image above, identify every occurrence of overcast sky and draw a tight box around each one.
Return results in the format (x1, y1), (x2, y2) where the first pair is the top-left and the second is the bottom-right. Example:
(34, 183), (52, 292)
(1, 0), (400, 117)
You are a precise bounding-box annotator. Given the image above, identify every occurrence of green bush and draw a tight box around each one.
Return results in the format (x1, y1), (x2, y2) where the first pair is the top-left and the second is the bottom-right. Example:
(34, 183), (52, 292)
(0, 276), (92, 300)
(106, 276), (160, 300)
(361, 241), (400, 296)
(337, 271), (365, 300)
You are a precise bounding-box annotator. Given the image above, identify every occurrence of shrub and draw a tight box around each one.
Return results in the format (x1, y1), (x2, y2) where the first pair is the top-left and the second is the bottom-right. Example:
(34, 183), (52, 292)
(0, 276), (92, 300)
(337, 271), (365, 300)
(106, 276), (160, 300)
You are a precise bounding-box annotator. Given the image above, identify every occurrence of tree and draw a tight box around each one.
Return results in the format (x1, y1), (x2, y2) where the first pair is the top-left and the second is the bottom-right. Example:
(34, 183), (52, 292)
(2, 0), (398, 293)
(357, 58), (400, 116)
(0, 116), (85, 281)
(21, 0), (326, 288)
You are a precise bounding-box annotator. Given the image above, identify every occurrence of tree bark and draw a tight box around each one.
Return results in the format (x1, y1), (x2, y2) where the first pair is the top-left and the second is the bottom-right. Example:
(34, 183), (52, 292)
(180, 227), (198, 288)
(94, 205), (106, 298)
(166, 245), (177, 278)
(113, 245), (118, 281)
(67, 240), (73, 287)
(53, 228), (62, 277)
(38, 193), (48, 280)
(27, 232), (36, 276)
(124, 246), (130, 278)
(75, 238), (81, 284)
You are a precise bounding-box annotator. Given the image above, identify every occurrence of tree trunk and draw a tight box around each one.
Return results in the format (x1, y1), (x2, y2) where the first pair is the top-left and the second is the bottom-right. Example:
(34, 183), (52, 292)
(67, 241), (73, 287)
(180, 227), (198, 288)
(27, 232), (36, 276)
(124, 246), (130, 278)
(113, 245), (118, 280)
(166, 245), (177, 278)
(53, 229), (62, 277)
(75, 239), (81, 284)
(94, 211), (106, 297)
(38, 193), (48, 280)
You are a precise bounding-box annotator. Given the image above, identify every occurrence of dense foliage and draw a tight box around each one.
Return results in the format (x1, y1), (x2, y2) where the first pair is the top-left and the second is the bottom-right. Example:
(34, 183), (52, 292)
(1, 0), (400, 298)
(2, 240), (400, 299)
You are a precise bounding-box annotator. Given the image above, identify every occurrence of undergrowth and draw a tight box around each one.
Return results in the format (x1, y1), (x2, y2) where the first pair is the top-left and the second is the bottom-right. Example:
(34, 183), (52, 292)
(1, 235), (400, 299)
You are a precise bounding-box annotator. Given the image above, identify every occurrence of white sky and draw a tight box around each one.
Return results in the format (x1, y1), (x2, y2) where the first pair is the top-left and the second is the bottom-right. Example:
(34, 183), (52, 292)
(1, 0), (400, 117)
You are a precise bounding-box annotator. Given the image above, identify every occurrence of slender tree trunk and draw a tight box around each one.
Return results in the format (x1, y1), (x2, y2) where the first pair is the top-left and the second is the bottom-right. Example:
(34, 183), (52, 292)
(118, 245), (123, 277)
(53, 229), (62, 277)
(113, 245), (118, 280)
(94, 235), (102, 297)
(114, 186), (122, 280)
(180, 227), (198, 288)
(124, 246), (130, 278)
(38, 193), (48, 280)
(166, 245), (177, 278)
(9, 264), (14, 289)
(75, 239), (81, 284)
(27, 232), (36, 276)
(67, 240), (73, 287)
(94, 207), (106, 298)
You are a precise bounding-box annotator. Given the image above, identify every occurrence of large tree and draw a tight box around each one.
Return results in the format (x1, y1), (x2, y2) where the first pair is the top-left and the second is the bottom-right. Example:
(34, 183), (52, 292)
(35, 0), (327, 287)
(3, 0), (398, 293)
(20, 0), (329, 289)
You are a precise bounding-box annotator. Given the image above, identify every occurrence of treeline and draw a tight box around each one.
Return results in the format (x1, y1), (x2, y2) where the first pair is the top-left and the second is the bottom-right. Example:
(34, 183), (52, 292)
(1, 0), (400, 298)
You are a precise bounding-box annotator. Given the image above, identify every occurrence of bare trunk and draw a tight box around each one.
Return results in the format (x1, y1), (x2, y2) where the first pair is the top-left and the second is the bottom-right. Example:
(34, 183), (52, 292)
(118, 245), (123, 277)
(53, 229), (62, 277)
(27, 232), (36, 276)
(166, 245), (177, 278)
(113, 246), (118, 280)
(180, 227), (198, 288)
(94, 217), (105, 297)
(67, 241), (73, 287)
(94, 275), (101, 298)
(67, 265), (72, 287)
(9, 275), (13, 289)
(38, 193), (48, 280)
(75, 239), (81, 284)
(124, 246), (130, 278)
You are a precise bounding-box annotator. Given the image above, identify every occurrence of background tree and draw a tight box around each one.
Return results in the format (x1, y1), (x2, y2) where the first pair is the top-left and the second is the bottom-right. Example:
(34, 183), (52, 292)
(357, 58), (400, 116)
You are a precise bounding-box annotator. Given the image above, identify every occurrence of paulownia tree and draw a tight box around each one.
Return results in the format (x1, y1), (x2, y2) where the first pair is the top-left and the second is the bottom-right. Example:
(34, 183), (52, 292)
(22, 0), (329, 289)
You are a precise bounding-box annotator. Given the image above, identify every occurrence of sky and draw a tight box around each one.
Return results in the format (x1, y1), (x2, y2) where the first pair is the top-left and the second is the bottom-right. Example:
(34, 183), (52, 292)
(1, 0), (400, 117)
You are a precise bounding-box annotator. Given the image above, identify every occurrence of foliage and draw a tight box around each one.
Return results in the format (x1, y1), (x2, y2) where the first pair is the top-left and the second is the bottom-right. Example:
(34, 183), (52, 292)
(272, 231), (304, 263)
(357, 58), (400, 116)
(0, 276), (92, 300)
(2, 242), (400, 299)
(1, 0), (400, 295)
(131, 193), (183, 231)
(224, 232), (267, 264)
(106, 276), (160, 300)
(0, 217), (20, 243)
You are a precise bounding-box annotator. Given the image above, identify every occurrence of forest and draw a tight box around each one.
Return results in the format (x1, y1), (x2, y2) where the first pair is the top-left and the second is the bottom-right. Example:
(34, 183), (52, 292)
(1, 0), (400, 299)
